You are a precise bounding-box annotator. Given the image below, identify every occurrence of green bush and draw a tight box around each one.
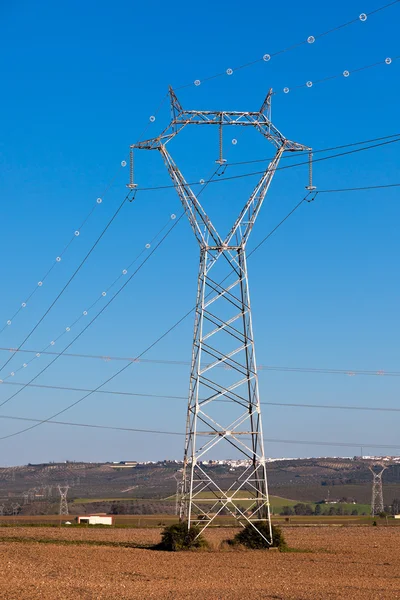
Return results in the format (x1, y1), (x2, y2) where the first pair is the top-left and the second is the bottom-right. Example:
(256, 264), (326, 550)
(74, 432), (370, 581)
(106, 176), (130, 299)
(156, 521), (208, 552)
(230, 521), (287, 550)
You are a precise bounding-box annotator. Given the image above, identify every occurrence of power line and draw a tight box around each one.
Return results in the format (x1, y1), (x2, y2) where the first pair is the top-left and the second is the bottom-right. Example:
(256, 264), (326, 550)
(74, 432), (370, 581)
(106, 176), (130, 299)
(0, 412), (398, 452)
(0, 166), (221, 407)
(2, 142), (399, 439)
(0, 213), (184, 413)
(0, 171), (397, 442)
(0, 168), (222, 438)
(273, 54), (399, 96)
(0, 299), (192, 442)
(228, 132), (400, 167)
(318, 183), (400, 193)
(3, 137), (397, 386)
(248, 196), (307, 258)
(0, 190), (134, 377)
(1, 168), (398, 436)
(2, 5), (398, 446)
(1, 348), (399, 378)
(173, 1), (400, 89)
(0, 161), (130, 339)
(1, 379), (400, 413)
(0, 174), (397, 419)
(135, 137), (400, 192)
(4, 138), (398, 383)
(0, 212), (178, 387)
(5, 4), (396, 338)
(2, 164), (223, 387)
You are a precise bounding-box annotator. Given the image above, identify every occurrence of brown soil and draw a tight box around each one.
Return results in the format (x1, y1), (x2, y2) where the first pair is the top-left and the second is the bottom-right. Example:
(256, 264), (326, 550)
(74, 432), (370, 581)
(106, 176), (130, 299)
(0, 526), (399, 599)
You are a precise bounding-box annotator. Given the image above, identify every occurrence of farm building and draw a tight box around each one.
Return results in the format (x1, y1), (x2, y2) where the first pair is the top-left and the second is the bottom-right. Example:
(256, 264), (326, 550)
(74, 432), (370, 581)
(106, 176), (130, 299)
(77, 514), (113, 525)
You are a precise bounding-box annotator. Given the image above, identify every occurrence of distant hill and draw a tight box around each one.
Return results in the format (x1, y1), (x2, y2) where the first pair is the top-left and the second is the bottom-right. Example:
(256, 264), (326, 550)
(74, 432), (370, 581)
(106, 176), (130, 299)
(1, 458), (399, 513)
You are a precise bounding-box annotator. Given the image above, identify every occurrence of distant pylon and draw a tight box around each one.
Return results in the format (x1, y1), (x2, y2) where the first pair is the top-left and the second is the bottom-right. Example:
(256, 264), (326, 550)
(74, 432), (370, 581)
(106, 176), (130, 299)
(22, 491), (29, 505)
(369, 465), (387, 515)
(0, 504), (5, 516)
(11, 502), (20, 516)
(58, 485), (69, 515)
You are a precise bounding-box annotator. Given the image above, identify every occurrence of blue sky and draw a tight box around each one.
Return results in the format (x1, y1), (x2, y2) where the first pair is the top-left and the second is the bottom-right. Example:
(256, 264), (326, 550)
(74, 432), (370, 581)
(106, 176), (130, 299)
(0, 0), (399, 465)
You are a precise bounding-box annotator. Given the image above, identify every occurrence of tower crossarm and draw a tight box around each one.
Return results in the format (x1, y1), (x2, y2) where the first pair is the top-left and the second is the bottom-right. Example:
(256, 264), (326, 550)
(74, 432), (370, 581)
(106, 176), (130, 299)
(133, 112), (309, 152)
(132, 88), (311, 153)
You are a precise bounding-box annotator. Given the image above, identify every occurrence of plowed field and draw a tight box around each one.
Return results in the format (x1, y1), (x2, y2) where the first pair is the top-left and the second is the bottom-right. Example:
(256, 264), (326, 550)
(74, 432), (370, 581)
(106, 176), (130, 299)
(1, 526), (399, 599)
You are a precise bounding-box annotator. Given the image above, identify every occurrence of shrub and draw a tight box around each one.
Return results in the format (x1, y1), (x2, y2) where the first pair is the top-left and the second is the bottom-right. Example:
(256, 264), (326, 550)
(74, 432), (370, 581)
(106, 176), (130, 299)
(156, 521), (208, 551)
(230, 521), (287, 551)
(280, 505), (294, 516)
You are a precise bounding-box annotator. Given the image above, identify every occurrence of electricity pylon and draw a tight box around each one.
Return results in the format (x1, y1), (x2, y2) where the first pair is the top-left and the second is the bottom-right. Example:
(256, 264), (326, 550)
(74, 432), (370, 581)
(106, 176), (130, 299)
(11, 502), (20, 516)
(58, 485), (69, 515)
(132, 88), (310, 543)
(369, 464), (387, 515)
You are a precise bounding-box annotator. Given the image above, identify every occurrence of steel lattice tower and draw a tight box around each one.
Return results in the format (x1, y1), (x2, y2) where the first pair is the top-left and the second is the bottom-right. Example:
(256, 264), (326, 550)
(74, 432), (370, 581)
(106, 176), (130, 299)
(369, 465), (387, 515)
(11, 503), (20, 516)
(132, 88), (310, 542)
(58, 485), (69, 516)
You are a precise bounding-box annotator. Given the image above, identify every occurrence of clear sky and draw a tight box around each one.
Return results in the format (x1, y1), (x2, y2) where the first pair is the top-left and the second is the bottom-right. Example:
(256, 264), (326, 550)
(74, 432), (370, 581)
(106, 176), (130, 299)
(0, 0), (399, 465)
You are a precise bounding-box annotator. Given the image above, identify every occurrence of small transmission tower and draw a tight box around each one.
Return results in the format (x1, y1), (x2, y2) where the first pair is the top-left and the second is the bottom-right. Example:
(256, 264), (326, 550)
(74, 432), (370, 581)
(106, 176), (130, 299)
(58, 485), (69, 516)
(11, 502), (20, 516)
(369, 464), (387, 516)
(132, 88), (309, 543)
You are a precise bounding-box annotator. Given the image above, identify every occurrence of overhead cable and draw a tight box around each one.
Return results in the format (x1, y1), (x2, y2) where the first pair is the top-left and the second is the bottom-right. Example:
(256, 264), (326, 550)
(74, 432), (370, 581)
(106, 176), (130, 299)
(173, 1), (400, 89)
(228, 132), (400, 167)
(0, 348), (398, 378)
(0, 412), (398, 452)
(1, 379), (399, 413)
(135, 137), (400, 192)
(1, 212), (178, 387)
(1, 171), (398, 438)
(0, 168), (222, 438)
(0, 191), (134, 377)
(0, 164), (130, 339)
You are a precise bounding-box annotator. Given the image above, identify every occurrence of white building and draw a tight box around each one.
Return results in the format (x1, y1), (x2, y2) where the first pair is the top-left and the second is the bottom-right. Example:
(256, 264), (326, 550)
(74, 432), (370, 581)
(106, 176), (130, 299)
(77, 514), (113, 525)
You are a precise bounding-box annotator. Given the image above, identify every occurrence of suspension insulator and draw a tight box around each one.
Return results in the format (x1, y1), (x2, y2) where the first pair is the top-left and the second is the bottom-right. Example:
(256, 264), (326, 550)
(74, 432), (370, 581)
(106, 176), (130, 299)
(305, 152), (316, 191)
(127, 148), (138, 189)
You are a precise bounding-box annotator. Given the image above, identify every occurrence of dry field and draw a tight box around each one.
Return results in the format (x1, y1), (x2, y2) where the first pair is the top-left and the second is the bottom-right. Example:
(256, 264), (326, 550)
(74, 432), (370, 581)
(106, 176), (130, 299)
(0, 526), (399, 599)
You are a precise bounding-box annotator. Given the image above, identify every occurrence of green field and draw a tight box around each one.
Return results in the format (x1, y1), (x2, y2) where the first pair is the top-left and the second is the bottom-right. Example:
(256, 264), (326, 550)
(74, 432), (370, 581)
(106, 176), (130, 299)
(167, 491), (370, 515)
(72, 493), (370, 515)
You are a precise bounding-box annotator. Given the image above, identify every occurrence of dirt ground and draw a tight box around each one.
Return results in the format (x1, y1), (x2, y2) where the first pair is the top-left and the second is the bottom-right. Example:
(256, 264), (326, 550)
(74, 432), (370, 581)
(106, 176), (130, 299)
(0, 526), (399, 599)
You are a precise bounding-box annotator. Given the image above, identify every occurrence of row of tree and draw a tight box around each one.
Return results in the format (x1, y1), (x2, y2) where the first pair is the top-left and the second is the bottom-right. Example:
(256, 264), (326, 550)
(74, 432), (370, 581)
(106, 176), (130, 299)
(280, 503), (362, 516)
(280, 499), (400, 516)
